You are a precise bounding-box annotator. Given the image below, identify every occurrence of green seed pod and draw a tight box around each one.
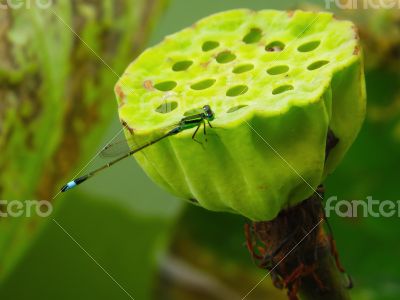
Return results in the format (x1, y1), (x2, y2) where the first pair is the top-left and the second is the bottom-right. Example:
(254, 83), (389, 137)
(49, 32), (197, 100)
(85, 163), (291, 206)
(116, 9), (366, 221)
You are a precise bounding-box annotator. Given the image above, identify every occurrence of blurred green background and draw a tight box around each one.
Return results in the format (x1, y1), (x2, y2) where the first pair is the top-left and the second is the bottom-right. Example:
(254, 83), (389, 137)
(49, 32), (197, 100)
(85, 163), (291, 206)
(0, 1), (399, 299)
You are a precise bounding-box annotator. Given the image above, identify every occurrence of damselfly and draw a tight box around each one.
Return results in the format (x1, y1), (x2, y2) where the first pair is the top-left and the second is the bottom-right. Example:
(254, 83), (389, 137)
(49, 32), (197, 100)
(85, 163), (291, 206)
(60, 105), (215, 192)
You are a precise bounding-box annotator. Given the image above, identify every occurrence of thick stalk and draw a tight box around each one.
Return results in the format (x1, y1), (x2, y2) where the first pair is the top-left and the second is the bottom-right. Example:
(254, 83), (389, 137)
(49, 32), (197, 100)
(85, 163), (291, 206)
(246, 192), (351, 300)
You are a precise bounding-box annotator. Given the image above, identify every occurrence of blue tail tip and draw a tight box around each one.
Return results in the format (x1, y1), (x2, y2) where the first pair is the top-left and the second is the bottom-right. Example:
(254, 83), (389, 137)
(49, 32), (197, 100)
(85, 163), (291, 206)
(61, 181), (77, 192)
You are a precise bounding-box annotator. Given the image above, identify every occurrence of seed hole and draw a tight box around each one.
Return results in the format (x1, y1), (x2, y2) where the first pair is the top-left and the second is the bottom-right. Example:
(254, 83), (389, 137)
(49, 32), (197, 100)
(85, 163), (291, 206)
(233, 64), (254, 74)
(226, 85), (249, 97)
(267, 65), (289, 75)
(272, 85), (294, 95)
(172, 60), (193, 71)
(191, 79), (216, 90)
(155, 101), (178, 114)
(307, 60), (329, 70)
(298, 40), (321, 52)
(216, 51), (236, 64)
(243, 28), (262, 44)
(154, 81), (177, 91)
(202, 41), (219, 52)
(265, 41), (285, 52)
(227, 105), (248, 113)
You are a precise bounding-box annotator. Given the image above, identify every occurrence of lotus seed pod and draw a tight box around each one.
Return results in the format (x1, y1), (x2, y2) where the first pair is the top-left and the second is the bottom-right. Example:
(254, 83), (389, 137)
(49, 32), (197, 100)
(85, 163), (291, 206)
(116, 9), (366, 221)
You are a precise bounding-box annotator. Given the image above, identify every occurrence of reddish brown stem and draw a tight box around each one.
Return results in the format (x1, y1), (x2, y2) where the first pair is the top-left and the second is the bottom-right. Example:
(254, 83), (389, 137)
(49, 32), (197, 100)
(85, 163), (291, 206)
(245, 192), (351, 300)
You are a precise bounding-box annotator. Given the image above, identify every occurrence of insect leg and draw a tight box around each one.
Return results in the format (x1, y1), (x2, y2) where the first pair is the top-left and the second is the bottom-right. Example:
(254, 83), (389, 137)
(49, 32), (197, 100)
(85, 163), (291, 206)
(203, 121), (208, 142)
(192, 122), (204, 148)
(192, 122), (201, 140)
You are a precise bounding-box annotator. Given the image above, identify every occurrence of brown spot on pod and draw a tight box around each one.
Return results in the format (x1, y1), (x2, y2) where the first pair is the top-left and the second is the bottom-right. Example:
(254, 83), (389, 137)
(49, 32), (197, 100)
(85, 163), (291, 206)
(143, 80), (154, 91)
(115, 84), (125, 99)
(115, 85), (126, 108)
(201, 60), (211, 68)
(287, 10), (294, 17)
(121, 119), (134, 135)
(353, 45), (360, 55)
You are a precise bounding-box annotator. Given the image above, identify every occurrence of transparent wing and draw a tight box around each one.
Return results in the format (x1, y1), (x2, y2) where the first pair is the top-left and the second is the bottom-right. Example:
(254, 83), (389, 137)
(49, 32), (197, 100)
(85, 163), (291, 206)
(100, 138), (131, 158)
(100, 123), (178, 158)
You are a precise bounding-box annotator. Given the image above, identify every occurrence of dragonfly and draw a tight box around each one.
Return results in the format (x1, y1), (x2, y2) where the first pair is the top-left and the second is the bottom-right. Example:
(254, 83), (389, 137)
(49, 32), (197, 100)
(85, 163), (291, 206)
(60, 105), (215, 192)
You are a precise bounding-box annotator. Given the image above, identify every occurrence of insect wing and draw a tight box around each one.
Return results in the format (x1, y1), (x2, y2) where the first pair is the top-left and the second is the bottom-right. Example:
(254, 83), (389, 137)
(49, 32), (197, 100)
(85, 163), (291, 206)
(100, 138), (132, 158)
(100, 124), (178, 158)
